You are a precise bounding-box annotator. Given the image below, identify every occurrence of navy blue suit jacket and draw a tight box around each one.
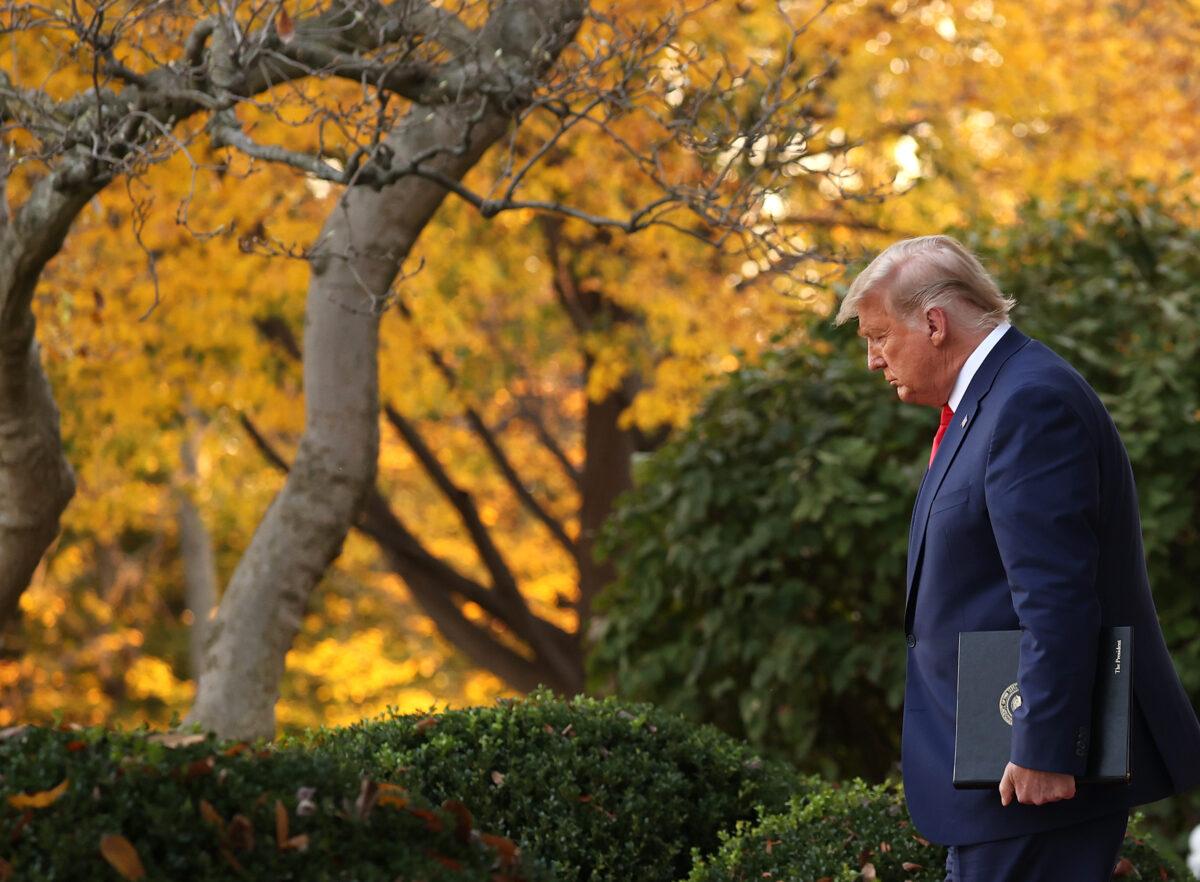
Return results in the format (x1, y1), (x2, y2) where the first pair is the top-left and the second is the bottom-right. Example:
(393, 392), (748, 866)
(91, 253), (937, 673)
(901, 325), (1200, 845)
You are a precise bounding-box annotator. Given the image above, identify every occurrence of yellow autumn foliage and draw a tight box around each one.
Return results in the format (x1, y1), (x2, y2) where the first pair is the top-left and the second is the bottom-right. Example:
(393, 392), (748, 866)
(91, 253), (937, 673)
(1, 0), (1195, 730)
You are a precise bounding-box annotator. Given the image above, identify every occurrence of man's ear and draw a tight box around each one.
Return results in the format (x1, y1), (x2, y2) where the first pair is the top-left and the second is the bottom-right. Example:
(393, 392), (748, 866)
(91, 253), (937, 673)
(926, 306), (949, 347)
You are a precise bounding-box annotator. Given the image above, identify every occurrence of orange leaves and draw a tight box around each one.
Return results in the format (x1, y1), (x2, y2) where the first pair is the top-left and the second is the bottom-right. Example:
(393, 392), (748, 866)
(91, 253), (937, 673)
(274, 799), (310, 852)
(7, 778), (68, 809)
(377, 782), (409, 810)
(99, 834), (146, 880)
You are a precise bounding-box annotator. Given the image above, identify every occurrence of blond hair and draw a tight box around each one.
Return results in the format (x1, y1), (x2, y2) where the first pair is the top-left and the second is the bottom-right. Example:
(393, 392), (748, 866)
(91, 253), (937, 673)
(835, 235), (1016, 329)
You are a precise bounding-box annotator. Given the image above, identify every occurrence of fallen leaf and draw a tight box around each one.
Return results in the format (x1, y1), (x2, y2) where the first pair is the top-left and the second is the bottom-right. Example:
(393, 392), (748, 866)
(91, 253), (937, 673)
(764, 837), (782, 854)
(223, 742), (250, 757)
(902, 862), (924, 871)
(879, 841), (892, 853)
(479, 833), (519, 867)
(66, 740), (86, 752)
(912, 834), (931, 847)
(8, 778), (69, 809)
(148, 732), (207, 748)
(860, 862), (877, 880)
(415, 716), (439, 733)
(0, 726), (29, 741)
(99, 834), (145, 880)
(1112, 858), (1136, 876)
(442, 799), (473, 843)
(427, 851), (463, 871)
(491, 771), (506, 786)
(227, 814), (254, 851)
(378, 783), (408, 809)
(185, 757), (215, 780)
(408, 808), (444, 833)
(219, 847), (243, 873)
(275, 800), (289, 848)
(284, 833), (309, 852)
(199, 799), (225, 833)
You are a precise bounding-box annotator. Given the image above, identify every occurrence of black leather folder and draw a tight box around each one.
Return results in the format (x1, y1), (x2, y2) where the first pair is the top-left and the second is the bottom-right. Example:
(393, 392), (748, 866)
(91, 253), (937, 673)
(952, 626), (1132, 788)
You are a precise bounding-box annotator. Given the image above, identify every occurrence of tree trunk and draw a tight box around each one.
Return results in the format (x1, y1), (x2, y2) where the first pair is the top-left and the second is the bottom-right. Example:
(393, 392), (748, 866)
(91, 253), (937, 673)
(185, 107), (516, 738)
(575, 374), (637, 634)
(0, 175), (100, 641)
(175, 427), (218, 679)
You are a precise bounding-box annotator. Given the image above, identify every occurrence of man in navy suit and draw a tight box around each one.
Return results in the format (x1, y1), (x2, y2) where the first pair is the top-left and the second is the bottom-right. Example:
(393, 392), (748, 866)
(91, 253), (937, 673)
(836, 235), (1200, 881)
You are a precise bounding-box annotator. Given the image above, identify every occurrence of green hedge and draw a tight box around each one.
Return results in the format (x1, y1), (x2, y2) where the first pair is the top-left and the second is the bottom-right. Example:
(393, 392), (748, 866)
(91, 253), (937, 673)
(685, 779), (1189, 882)
(0, 723), (542, 881)
(306, 687), (805, 882)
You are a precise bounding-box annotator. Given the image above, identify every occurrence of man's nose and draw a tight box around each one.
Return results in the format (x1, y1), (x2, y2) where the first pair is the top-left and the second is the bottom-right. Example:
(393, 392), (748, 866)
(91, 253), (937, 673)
(867, 347), (885, 371)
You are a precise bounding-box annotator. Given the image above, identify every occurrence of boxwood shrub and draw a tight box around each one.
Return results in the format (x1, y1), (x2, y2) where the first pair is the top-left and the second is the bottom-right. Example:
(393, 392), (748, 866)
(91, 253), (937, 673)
(684, 778), (1189, 882)
(306, 687), (807, 882)
(0, 723), (549, 881)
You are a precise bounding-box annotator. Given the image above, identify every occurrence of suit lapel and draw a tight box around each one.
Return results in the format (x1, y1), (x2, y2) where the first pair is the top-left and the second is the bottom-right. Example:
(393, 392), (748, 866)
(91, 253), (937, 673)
(904, 327), (1032, 614)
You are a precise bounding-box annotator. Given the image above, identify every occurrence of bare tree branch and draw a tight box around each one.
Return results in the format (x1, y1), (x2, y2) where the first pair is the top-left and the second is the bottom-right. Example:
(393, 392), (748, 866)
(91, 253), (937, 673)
(394, 296), (580, 557)
(238, 410), (580, 691)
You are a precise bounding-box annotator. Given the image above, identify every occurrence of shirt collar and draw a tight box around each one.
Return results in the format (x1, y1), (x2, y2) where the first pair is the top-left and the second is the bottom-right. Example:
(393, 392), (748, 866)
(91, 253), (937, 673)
(947, 321), (1011, 412)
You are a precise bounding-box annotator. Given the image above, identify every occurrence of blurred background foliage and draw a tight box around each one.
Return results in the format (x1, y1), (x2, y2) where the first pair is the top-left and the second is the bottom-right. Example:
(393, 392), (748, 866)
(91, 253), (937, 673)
(589, 180), (1200, 837)
(0, 0), (1196, 838)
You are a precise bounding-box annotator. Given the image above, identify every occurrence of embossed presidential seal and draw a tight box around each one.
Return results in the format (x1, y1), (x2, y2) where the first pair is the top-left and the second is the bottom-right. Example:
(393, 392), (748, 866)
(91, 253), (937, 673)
(999, 682), (1023, 725)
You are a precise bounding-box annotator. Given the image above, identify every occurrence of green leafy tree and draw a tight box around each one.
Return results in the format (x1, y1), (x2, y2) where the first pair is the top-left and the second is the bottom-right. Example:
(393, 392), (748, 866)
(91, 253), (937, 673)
(588, 183), (1200, 792)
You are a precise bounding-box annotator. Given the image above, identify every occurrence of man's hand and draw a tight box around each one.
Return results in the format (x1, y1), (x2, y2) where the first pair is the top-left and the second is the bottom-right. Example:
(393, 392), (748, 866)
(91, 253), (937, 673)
(998, 762), (1076, 806)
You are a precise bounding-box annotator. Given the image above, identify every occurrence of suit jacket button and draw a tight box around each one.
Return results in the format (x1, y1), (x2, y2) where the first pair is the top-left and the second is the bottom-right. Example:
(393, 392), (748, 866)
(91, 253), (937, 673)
(906, 633), (917, 648)
(1075, 746), (1087, 757)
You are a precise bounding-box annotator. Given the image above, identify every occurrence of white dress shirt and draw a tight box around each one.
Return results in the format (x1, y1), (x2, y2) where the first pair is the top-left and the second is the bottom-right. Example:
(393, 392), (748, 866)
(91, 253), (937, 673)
(947, 322), (1011, 411)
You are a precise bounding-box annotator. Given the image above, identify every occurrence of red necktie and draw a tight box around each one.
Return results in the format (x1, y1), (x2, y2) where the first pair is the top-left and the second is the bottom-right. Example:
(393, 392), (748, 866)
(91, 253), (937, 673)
(929, 404), (954, 467)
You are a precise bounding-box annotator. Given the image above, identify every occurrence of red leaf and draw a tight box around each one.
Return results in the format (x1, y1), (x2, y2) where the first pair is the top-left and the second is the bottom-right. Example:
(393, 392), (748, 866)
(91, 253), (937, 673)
(442, 799), (473, 843)
(480, 833), (519, 867)
(1112, 857), (1136, 877)
(415, 716), (439, 733)
(902, 862), (924, 871)
(227, 814), (254, 851)
(185, 757), (215, 780)
(408, 808), (444, 833)
(66, 740), (87, 752)
(275, 5), (294, 43)
(428, 852), (463, 871)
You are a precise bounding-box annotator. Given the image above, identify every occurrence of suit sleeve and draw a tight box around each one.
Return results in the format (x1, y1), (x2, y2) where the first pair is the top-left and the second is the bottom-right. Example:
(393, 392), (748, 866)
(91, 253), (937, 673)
(984, 383), (1102, 777)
